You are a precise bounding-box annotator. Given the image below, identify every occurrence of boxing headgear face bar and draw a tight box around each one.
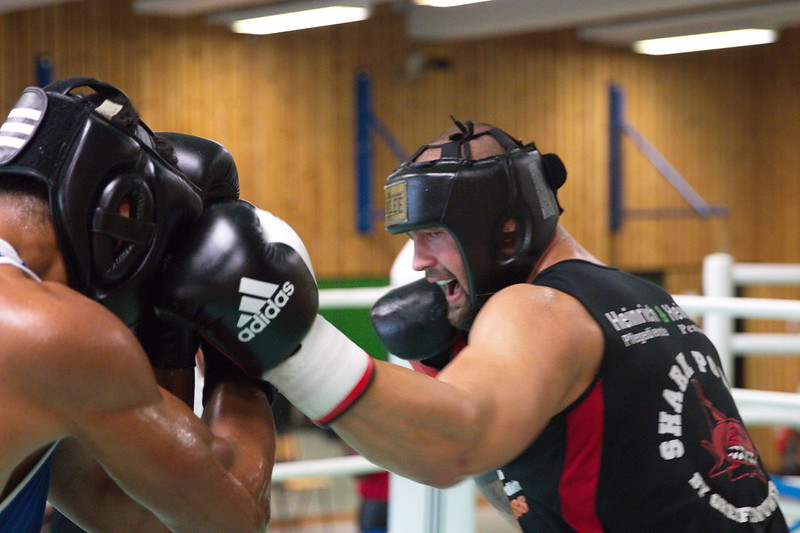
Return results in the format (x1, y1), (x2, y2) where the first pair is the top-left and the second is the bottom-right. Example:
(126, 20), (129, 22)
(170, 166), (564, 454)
(0, 77), (203, 327)
(384, 119), (566, 310)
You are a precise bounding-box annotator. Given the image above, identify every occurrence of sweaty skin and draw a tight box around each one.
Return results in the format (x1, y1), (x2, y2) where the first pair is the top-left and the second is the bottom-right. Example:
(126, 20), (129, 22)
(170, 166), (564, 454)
(0, 202), (274, 533)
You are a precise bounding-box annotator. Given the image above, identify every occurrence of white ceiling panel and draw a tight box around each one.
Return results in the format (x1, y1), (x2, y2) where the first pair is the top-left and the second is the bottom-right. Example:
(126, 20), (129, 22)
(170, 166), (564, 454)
(405, 0), (800, 42)
(5, 0), (800, 45)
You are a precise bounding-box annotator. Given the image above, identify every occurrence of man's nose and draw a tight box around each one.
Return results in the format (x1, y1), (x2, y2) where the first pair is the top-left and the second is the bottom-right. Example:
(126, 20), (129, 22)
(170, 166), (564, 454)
(410, 241), (435, 272)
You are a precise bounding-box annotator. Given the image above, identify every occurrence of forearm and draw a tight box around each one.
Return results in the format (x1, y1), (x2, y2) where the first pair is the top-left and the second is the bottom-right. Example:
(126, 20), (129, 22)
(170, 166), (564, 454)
(202, 380), (275, 516)
(49, 438), (172, 533)
(70, 389), (271, 533)
(263, 318), (490, 486)
(330, 361), (486, 488)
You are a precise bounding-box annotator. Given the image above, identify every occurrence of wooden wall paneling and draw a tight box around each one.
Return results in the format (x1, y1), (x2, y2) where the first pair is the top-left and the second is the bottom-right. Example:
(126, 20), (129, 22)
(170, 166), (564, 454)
(0, 17), (4, 95)
(577, 42), (612, 262)
(260, 31), (323, 270)
(307, 28), (344, 276)
(369, 20), (422, 272)
(607, 45), (761, 272)
(7, 11), (32, 89)
(0, 15), (6, 96)
(0, 14), (17, 97)
(545, 34), (603, 257)
(336, 9), (406, 276)
(752, 28), (800, 264)
(2, 0), (800, 282)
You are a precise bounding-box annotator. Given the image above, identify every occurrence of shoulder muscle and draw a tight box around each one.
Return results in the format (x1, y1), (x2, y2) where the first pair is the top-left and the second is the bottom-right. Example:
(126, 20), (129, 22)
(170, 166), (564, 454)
(435, 283), (604, 466)
(0, 279), (158, 418)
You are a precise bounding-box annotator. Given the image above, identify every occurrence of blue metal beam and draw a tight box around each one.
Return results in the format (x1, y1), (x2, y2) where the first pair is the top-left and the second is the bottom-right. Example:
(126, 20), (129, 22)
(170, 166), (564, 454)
(355, 71), (373, 234)
(609, 83), (728, 232)
(354, 71), (409, 234)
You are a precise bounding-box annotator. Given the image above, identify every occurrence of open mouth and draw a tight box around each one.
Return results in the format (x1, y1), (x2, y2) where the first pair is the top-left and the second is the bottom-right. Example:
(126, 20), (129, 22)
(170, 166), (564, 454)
(436, 278), (463, 303)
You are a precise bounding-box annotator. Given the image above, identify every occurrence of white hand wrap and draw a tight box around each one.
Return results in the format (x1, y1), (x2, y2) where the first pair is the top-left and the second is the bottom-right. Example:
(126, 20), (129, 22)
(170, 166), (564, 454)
(264, 314), (374, 425)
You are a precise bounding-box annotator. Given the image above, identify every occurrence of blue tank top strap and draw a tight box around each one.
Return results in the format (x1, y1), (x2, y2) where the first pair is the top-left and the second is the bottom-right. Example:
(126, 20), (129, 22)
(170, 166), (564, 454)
(0, 443), (57, 533)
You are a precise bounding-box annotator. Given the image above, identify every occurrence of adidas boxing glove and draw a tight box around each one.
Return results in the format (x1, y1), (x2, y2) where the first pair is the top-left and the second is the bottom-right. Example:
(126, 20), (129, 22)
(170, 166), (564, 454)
(370, 278), (459, 361)
(156, 199), (375, 424)
(134, 306), (200, 369)
(154, 199), (318, 376)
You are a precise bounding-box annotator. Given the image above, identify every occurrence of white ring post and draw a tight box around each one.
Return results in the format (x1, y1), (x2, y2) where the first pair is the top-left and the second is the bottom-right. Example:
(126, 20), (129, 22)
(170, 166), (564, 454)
(388, 474), (475, 533)
(702, 253), (736, 381)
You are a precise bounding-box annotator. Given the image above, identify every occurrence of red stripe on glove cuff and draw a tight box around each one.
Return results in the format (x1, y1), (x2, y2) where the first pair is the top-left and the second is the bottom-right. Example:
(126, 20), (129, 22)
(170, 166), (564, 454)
(314, 357), (376, 426)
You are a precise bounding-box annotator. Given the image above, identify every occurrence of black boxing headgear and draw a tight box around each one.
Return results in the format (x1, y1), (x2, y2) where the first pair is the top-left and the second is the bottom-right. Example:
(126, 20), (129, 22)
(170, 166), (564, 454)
(384, 119), (566, 308)
(0, 77), (203, 326)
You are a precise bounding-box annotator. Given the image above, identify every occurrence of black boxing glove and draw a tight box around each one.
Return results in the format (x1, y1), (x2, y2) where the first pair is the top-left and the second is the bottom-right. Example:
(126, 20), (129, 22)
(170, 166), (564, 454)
(200, 340), (276, 406)
(134, 133), (238, 372)
(370, 278), (459, 361)
(155, 199), (318, 376)
(158, 132), (240, 204)
(156, 199), (375, 425)
(134, 307), (199, 369)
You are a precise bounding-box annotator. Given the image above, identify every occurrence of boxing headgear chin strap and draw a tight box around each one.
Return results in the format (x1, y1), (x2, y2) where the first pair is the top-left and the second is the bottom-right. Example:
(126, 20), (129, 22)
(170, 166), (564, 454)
(0, 77), (203, 327)
(384, 118), (566, 312)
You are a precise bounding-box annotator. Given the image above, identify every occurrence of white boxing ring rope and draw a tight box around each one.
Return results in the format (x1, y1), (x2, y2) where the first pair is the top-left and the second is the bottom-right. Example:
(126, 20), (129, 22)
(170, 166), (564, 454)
(703, 253), (800, 375)
(272, 255), (800, 529)
(272, 454), (381, 483)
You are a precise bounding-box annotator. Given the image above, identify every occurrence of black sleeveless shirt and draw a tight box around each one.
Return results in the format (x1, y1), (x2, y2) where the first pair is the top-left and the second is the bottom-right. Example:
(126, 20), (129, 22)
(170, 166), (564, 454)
(477, 260), (787, 532)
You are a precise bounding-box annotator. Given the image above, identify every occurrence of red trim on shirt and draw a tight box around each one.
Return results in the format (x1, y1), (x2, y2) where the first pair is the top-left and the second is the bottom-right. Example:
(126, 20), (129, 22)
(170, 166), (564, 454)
(559, 379), (604, 532)
(410, 360), (440, 376)
(409, 333), (467, 377)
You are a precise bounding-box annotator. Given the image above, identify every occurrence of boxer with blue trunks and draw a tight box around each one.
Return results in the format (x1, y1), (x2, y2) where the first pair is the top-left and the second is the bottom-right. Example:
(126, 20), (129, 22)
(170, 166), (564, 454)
(0, 241), (55, 533)
(0, 78), (274, 532)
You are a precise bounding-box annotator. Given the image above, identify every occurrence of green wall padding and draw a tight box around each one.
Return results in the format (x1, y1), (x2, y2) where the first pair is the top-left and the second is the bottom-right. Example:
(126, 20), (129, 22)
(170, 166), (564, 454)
(318, 278), (389, 361)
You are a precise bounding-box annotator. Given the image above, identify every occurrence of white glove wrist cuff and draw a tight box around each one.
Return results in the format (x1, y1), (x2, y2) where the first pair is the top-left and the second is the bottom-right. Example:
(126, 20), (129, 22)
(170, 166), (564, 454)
(264, 315), (374, 425)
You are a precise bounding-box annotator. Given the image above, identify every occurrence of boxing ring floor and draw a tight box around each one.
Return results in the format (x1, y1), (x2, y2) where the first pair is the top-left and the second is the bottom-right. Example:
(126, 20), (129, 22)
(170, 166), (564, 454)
(270, 252), (800, 532)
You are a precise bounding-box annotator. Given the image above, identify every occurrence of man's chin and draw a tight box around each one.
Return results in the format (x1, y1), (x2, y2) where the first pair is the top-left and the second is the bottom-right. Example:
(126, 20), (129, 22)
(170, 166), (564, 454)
(448, 302), (476, 331)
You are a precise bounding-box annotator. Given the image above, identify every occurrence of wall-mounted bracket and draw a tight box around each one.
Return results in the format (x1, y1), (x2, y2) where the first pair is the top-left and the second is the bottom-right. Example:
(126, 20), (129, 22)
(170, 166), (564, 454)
(609, 83), (728, 232)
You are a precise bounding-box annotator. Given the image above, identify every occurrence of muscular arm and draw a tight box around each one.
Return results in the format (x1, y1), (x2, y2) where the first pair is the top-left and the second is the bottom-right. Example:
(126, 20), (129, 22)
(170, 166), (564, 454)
(332, 284), (604, 488)
(49, 381), (275, 533)
(3, 279), (273, 533)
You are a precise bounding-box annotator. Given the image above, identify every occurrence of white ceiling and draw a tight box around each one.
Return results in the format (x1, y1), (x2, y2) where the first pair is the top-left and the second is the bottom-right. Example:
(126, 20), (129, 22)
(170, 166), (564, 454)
(5, 0), (800, 45)
(407, 0), (800, 43)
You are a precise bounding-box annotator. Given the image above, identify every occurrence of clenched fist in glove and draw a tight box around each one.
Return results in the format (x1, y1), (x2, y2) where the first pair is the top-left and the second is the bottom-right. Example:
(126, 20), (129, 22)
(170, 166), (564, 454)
(156, 199), (376, 424)
(155, 199), (318, 375)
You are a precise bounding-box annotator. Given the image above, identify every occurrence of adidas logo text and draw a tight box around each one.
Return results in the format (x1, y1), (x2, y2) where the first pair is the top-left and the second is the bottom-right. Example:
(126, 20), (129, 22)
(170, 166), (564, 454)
(237, 277), (295, 342)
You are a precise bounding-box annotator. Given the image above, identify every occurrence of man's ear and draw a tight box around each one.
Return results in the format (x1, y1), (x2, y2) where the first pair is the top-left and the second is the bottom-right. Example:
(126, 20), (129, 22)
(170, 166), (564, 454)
(500, 218), (518, 256)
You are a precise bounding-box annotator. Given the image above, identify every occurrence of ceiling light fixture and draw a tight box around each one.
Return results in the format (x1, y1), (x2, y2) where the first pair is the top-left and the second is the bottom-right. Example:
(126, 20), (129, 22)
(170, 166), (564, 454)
(208, 0), (372, 36)
(413, 0), (493, 7)
(633, 28), (777, 55)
